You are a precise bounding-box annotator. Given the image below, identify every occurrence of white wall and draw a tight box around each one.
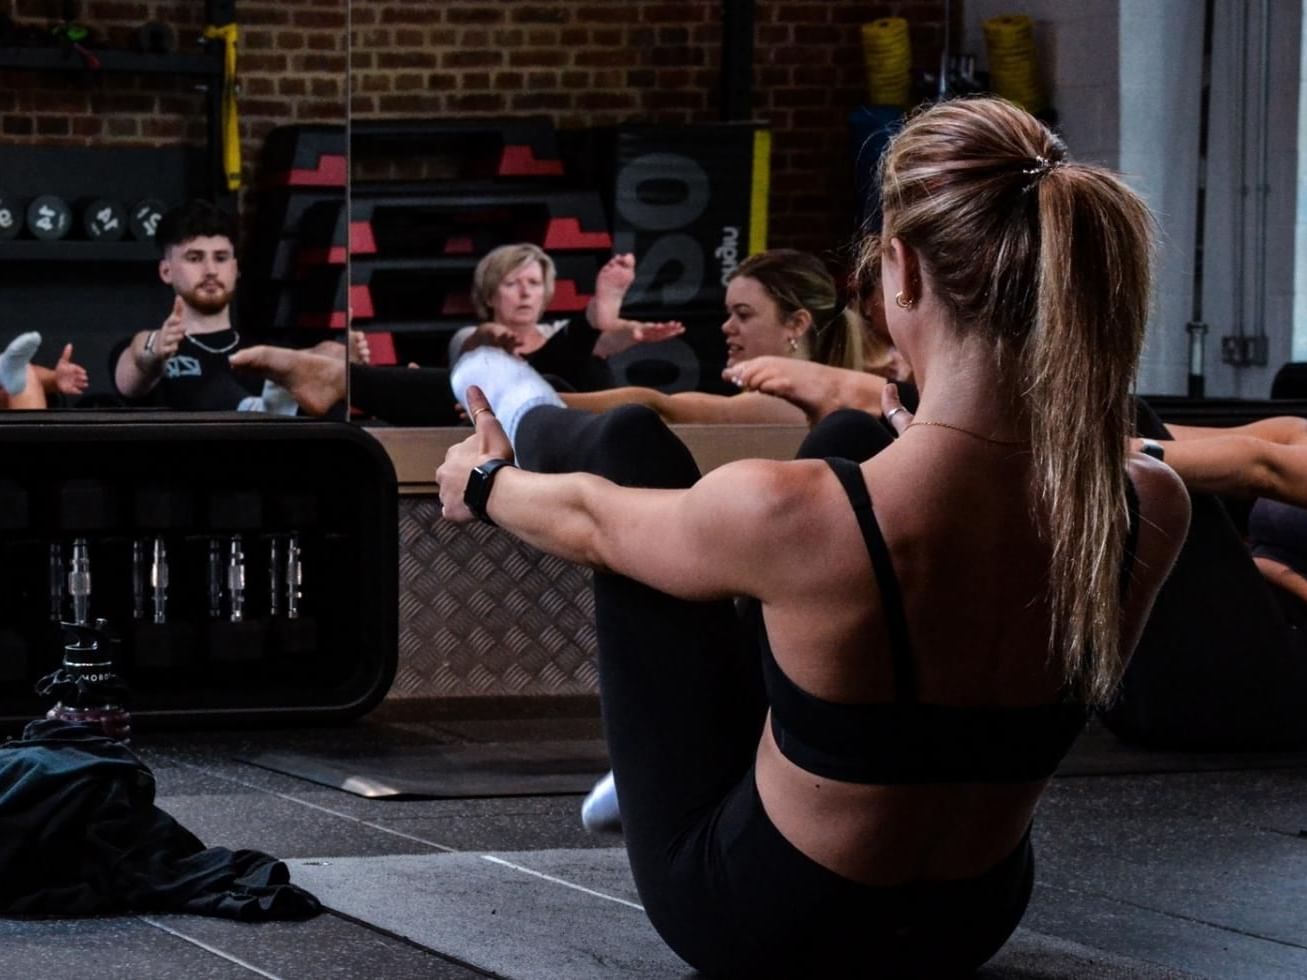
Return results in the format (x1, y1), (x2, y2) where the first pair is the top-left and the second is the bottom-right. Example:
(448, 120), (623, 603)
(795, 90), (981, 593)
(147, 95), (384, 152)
(963, 0), (1302, 397)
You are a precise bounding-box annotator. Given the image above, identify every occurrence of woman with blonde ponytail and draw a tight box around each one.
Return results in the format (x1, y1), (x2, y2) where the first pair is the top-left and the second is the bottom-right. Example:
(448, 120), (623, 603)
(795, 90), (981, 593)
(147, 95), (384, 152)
(436, 97), (1190, 977)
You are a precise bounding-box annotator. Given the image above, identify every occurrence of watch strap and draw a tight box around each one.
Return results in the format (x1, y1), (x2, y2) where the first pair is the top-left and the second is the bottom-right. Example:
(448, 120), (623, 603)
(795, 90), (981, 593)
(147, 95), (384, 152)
(465, 458), (515, 525)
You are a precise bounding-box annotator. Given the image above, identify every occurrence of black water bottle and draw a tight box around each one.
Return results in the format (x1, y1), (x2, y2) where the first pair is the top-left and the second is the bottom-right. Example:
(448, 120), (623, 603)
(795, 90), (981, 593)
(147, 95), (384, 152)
(36, 619), (132, 742)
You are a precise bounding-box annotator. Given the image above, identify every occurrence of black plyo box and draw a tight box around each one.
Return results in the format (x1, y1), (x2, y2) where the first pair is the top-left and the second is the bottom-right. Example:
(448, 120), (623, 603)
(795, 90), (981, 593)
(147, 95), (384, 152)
(0, 413), (397, 731)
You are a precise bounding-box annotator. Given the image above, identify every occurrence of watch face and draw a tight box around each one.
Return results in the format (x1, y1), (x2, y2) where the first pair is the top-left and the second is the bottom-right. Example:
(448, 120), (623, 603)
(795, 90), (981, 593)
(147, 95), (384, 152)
(465, 459), (510, 524)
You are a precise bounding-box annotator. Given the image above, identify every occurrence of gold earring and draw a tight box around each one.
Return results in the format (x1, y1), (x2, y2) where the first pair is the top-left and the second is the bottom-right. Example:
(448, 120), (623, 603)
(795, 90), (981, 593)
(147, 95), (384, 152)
(895, 291), (914, 310)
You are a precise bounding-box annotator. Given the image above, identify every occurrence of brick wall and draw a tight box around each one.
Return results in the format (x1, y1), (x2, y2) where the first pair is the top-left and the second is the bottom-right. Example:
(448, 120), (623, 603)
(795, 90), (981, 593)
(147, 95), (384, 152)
(2, 1), (953, 254)
(350, 0), (953, 257)
(0, 0), (347, 188)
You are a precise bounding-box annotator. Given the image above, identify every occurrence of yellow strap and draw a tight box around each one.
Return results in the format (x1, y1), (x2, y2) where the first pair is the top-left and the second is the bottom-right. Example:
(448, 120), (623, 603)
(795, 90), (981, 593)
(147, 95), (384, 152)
(748, 129), (771, 255)
(202, 24), (241, 191)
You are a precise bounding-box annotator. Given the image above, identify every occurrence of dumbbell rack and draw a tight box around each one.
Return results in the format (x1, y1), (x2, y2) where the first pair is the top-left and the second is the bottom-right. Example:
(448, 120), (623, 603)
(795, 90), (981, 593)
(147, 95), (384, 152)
(0, 413), (396, 732)
(0, 42), (231, 259)
(348, 117), (613, 367)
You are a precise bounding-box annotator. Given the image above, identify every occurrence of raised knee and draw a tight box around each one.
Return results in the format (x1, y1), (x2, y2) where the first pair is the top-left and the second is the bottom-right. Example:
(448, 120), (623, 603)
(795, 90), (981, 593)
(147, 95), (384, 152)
(591, 404), (698, 488)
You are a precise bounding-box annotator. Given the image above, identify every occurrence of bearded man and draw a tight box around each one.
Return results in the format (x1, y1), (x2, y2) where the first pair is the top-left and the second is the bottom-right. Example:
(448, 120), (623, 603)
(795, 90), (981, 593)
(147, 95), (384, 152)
(112, 200), (294, 413)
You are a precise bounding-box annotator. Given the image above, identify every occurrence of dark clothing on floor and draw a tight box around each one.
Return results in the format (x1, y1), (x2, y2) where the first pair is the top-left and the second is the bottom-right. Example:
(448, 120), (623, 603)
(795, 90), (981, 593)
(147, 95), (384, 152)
(1100, 400), (1307, 750)
(0, 719), (321, 920)
(516, 404), (1034, 977)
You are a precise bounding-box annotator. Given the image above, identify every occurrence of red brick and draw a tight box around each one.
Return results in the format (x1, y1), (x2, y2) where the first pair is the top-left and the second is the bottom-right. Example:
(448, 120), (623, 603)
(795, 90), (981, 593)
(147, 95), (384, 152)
(70, 115), (104, 138)
(796, 24), (842, 44)
(307, 34), (339, 51)
(576, 91), (636, 111)
(381, 7), (433, 25)
(449, 93), (506, 112)
(460, 71), (492, 90)
(575, 6), (636, 24)
(276, 33), (307, 50)
(494, 72), (526, 90)
(643, 5), (708, 24)
(105, 117), (138, 137)
(446, 6), (504, 24)
(293, 8), (345, 28)
(377, 93), (444, 113)
(575, 49), (630, 68)
(462, 29), (491, 47)
(310, 77), (341, 98)
(509, 49), (569, 68)
(511, 91), (573, 111)
(493, 29), (525, 45)
(442, 50), (503, 69)
(513, 6), (570, 25)
(296, 101), (347, 122)
(279, 76), (310, 96)
(380, 50), (439, 69)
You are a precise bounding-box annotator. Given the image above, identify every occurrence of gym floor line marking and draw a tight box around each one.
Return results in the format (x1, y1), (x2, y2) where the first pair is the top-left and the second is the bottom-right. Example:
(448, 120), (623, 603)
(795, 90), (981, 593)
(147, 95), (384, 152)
(480, 854), (645, 911)
(138, 916), (285, 979)
(168, 759), (458, 852)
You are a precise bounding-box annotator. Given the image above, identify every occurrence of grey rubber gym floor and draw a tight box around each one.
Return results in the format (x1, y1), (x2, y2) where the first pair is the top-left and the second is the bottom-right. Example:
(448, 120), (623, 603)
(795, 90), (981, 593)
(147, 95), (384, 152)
(5, 699), (1306, 979)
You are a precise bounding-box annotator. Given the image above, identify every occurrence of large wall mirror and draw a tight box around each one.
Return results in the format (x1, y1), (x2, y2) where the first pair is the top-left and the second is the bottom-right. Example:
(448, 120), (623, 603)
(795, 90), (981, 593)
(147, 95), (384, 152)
(0, 0), (349, 415)
(343, 1), (802, 428)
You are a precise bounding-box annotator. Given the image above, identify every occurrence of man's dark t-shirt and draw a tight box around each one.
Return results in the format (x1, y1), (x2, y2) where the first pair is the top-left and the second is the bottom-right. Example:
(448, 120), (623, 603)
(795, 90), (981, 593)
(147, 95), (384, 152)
(109, 330), (261, 410)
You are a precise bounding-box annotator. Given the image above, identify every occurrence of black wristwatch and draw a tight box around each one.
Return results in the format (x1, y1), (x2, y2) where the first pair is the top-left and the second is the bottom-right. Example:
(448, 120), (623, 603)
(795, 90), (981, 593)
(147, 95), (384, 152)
(1139, 438), (1166, 462)
(464, 458), (515, 525)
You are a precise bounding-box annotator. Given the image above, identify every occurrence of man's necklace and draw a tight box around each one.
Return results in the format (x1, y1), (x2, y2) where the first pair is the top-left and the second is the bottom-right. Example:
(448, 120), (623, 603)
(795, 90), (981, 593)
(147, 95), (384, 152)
(905, 420), (1031, 447)
(185, 330), (240, 354)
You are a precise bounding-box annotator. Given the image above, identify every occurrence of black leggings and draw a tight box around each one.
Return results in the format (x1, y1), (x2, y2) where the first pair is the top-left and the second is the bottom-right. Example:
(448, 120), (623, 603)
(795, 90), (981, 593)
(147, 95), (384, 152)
(516, 405), (1032, 978)
(1100, 400), (1307, 750)
(349, 365), (461, 426)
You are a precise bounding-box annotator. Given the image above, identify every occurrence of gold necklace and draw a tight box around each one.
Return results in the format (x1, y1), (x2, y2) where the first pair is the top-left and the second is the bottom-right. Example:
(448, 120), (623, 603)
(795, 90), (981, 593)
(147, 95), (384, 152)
(906, 420), (1030, 447)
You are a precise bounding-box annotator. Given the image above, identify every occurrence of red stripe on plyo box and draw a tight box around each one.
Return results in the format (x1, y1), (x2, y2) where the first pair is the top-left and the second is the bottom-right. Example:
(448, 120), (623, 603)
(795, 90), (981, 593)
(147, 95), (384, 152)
(349, 284), (374, 319)
(543, 217), (612, 250)
(498, 145), (564, 176)
(548, 280), (591, 311)
(350, 221), (376, 255)
(443, 236), (475, 254)
(367, 332), (396, 366)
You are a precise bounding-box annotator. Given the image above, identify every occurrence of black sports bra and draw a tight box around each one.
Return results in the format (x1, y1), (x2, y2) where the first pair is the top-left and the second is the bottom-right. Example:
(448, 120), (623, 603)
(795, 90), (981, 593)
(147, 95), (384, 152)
(759, 456), (1141, 785)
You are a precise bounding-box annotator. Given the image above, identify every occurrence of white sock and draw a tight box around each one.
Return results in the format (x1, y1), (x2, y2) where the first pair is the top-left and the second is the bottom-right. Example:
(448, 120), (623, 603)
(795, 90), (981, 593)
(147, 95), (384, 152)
(260, 379), (299, 416)
(449, 347), (563, 447)
(580, 770), (621, 834)
(0, 331), (41, 396)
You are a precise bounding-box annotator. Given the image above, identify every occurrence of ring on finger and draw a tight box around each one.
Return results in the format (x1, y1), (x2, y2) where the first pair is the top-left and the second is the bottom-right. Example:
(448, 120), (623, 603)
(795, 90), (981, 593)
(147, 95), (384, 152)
(885, 406), (908, 423)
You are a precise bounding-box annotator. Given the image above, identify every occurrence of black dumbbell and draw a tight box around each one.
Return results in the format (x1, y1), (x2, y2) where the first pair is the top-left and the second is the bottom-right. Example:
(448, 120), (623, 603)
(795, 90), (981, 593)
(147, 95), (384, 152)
(81, 198), (127, 241)
(26, 195), (73, 241)
(129, 198), (166, 241)
(0, 196), (21, 240)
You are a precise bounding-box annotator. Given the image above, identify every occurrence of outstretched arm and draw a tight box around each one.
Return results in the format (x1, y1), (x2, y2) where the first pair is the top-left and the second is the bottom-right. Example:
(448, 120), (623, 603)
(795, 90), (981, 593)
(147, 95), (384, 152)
(1129, 432), (1307, 506)
(437, 387), (790, 600)
(561, 386), (806, 425)
(115, 297), (187, 398)
(35, 343), (88, 397)
(728, 356), (887, 425)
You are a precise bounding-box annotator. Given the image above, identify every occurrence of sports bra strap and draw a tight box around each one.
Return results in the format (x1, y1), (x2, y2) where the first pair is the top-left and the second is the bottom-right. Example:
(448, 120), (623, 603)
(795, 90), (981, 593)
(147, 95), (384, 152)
(824, 457), (918, 702)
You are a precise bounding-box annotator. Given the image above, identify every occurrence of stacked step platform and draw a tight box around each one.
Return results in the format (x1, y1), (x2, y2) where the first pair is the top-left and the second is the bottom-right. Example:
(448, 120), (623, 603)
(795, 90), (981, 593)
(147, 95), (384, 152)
(349, 117), (612, 367)
(240, 125), (348, 340)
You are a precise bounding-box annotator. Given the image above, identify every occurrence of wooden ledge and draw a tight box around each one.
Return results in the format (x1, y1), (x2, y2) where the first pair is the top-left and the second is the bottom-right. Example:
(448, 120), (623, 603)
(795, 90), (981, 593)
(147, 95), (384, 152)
(367, 424), (810, 493)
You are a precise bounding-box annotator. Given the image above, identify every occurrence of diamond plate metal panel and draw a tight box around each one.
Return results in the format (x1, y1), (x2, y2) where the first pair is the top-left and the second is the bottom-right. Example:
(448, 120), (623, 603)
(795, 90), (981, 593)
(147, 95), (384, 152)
(394, 497), (599, 698)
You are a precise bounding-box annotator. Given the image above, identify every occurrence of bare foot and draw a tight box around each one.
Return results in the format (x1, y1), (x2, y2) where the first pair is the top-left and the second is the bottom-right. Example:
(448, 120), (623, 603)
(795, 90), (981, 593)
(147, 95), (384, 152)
(308, 330), (370, 364)
(230, 345), (345, 416)
(589, 253), (635, 331)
